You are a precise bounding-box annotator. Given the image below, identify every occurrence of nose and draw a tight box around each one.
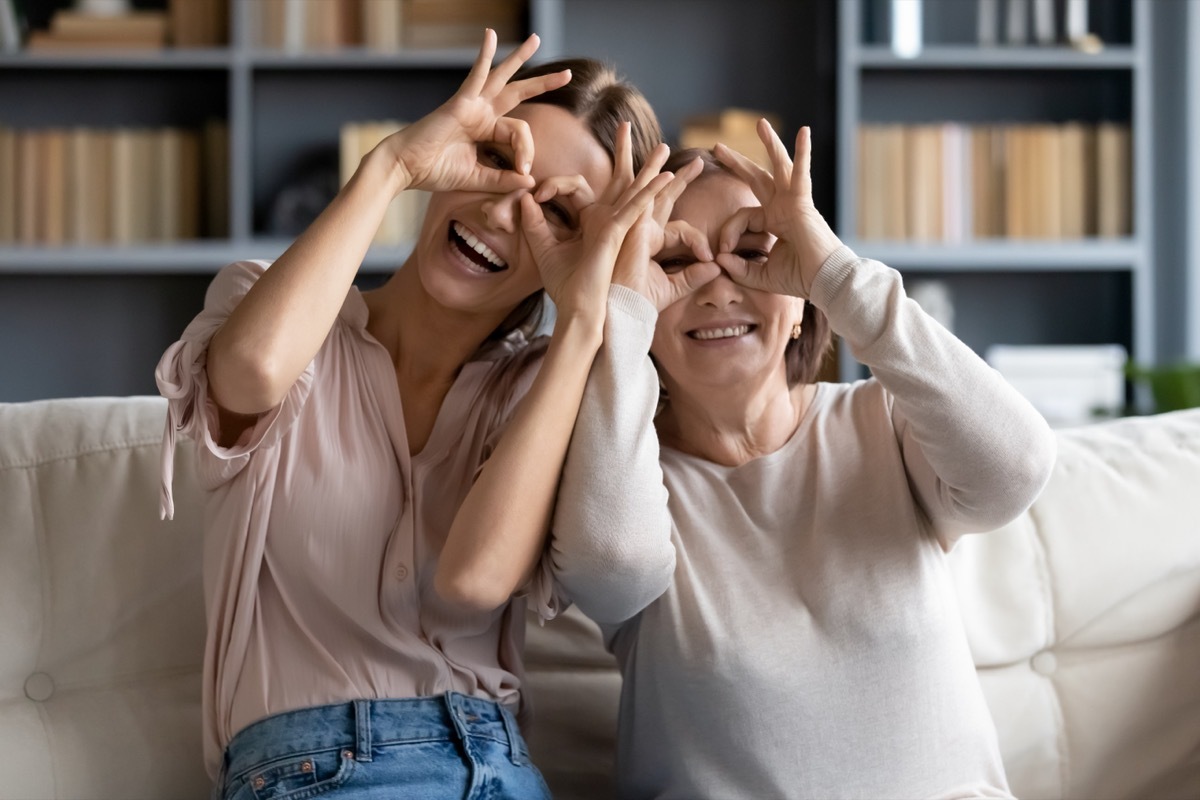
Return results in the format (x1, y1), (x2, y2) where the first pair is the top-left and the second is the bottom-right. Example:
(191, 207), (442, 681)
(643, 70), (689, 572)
(695, 269), (743, 308)
(481, 189), (525, 233)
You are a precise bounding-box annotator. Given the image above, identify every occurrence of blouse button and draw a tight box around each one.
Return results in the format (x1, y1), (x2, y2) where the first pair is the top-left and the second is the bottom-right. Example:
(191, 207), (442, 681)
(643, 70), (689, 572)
(395, 564), (409, 581)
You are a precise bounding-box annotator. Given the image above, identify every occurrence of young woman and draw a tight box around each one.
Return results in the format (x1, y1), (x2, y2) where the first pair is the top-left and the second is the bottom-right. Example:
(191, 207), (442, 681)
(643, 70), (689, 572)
(552, 124), (1057, 798)
(155, 30), (681, 799)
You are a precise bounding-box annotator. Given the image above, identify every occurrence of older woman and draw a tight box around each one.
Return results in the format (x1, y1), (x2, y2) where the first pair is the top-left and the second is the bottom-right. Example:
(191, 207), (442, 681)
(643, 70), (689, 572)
(551, 123), (1057, 798)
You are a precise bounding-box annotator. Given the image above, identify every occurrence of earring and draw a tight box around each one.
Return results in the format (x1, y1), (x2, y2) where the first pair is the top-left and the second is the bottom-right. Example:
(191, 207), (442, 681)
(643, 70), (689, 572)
(791, 323), (802, 340)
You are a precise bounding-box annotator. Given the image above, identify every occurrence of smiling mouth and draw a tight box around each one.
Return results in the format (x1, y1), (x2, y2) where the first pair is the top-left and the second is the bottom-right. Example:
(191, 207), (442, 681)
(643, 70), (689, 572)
(688, 324), (755, 341)
(449, 222), (508, 273)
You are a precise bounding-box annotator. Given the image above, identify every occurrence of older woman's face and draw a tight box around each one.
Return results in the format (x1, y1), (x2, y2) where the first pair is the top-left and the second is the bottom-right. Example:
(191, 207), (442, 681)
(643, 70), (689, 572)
(651, 173), (805, 397)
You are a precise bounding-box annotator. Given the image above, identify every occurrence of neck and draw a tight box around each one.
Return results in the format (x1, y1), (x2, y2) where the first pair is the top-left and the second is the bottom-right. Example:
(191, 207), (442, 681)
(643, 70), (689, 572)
(364, 256), (511, 385)
(657, 373), (815, 467)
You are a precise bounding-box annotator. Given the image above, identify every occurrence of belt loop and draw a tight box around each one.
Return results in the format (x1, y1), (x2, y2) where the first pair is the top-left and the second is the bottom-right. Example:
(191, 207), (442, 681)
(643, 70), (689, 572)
(354, 700), (373, 762)
(443, 692), (469, 741)
(498, 703), (528, 767)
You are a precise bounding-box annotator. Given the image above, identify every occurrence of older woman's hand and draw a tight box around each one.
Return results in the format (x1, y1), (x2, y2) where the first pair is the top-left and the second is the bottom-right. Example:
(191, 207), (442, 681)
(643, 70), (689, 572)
(519, 125), (676, 330)
(611, 157), (722, 312)
(380, 30), (571, 196)
(712, 122), (843, 298)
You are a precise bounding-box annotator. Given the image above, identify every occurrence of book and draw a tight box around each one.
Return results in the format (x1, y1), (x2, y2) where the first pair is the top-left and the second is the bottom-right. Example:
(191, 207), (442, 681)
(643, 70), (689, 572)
(50, 9), (168, 42)
(16, 130), (39, 245)
(1032, 0), (1055, 45)
(889, 0), (922, 59)
(0, 0), (21, 53)
(1058, 122), (1090, 239)
(679, 108), (781, 170)
(110, 129), (136, 244)
(976, 0), (998, 46)
(179, 130), (201, 239)
(402, 0), (523, 48)
(0, 127), (14, 243)
(40, 129), (67, 246)
(1096, 123), (1131, 237)
(881, 125), (907, 240)
(362, 0), (402, 50)
(1005, 0), (1029, 45)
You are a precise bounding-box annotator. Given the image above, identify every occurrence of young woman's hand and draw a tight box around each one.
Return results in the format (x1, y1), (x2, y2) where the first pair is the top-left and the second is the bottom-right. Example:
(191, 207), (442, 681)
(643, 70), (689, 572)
(380, 30), (570, 196)
(520, 124), (676, 329)
(611, 157), (722, 312)
(713, 122), (844, 298)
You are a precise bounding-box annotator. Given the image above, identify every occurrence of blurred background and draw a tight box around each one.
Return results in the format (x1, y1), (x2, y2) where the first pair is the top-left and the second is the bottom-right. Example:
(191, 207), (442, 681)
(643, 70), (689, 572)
(0, 0), (1196, 424)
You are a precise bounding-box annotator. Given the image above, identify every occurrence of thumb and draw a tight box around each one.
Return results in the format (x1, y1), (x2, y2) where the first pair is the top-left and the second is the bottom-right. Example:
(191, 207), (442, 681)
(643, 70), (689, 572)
(714, 252), (769, 291)
(664, 260), (722, 307)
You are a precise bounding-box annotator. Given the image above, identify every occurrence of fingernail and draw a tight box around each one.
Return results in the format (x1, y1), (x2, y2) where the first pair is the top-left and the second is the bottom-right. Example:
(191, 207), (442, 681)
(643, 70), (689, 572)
(523, 162), (532, 175)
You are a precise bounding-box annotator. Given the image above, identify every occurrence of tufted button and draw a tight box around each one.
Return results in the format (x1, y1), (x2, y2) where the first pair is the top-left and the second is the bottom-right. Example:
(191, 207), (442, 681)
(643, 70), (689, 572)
(395, 563), (409, 581)
(24, 672), (55, 702)
(1031, 650), (1058, 676)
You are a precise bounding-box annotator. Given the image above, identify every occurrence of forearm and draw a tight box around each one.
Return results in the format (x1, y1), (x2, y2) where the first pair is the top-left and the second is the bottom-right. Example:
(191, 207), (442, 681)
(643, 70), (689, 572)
(813, 247), (1056, 531)
(209, 147), (409, 414)
(435, 314), (603, 612)
(551, 287), (675, 624)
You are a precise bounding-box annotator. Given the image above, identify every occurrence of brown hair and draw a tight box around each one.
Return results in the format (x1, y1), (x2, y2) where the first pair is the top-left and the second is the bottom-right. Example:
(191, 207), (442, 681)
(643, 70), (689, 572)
(488, 57), (663, 345)
(662, 147), (833, 387)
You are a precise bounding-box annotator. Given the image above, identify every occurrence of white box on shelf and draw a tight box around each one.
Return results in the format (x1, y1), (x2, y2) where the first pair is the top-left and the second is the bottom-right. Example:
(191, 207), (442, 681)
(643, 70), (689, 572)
(985, 344), (1128, 428)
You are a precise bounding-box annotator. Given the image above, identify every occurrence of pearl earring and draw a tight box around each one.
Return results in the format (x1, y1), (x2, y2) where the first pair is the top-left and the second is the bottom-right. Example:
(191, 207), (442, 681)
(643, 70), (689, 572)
(791, 323), (802, 340)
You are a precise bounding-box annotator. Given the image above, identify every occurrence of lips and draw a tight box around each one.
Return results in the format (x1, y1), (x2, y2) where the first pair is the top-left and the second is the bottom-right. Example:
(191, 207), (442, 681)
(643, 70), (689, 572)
(688, 323), (756, 341)
(449, 221), (508, 273)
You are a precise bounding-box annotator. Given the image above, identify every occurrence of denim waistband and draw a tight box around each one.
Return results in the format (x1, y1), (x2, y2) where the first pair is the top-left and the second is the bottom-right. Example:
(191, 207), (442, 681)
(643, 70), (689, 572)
(223, 693), (527, 782)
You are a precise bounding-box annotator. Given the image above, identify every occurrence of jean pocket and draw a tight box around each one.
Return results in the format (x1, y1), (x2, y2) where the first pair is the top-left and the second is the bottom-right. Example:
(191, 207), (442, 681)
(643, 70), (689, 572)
(232, 749), (356, 800)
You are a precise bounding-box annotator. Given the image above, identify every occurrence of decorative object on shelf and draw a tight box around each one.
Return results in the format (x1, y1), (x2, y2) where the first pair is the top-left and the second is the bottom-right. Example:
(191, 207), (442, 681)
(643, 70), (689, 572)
(986, 344), (1128, 427)
(1126, 362), (1200, 413)
(1065, 0), (1103, 53)
(679, 108), (782, 170)
(890, 0), (921, 58)
(266, 149), (341, 239)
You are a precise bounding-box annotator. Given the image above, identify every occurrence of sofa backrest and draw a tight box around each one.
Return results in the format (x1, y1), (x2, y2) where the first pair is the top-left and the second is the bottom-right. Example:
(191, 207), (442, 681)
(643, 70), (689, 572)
(1, 397), (1198, 800)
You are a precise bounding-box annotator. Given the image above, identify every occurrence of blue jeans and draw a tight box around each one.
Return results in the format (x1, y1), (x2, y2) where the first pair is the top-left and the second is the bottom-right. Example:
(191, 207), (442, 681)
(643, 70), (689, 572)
(217, 693), (552, 800)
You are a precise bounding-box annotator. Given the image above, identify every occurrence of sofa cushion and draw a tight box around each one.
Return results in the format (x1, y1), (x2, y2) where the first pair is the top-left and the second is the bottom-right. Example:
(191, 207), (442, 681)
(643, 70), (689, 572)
(0, 398), (207, 799)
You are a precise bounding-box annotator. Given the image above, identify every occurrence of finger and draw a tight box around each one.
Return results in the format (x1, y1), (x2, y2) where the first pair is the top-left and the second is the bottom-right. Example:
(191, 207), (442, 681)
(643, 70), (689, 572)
(598, 122), (634, 205)
(714, 251), (754, 286)
(460, 29), (499, 98)
(615, 141), (669, 208)
(610, 170), (674, 234)
(664, 219), (713, 263)
(795, 126), (814, 199)
(758, 117), (794, 190)
(518, 193), (556, 255)
(468, 164), (536, 195)
(651, 156), (705, 227)
(493, 116), (534, 176)
(666, 259), (723, 303)
(717, 206), (767, 255)
(484, 33), (541, 95)
(496, 69), (572, 113)
(533, 174), (596, 208)
(713, 142), (774, 205)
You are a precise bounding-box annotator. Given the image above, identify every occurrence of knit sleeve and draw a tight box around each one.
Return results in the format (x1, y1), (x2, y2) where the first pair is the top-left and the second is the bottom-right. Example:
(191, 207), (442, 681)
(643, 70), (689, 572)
(546, 285), (676, 625)
(809, 246), (1056, 548)
(154, 260), (314, 520)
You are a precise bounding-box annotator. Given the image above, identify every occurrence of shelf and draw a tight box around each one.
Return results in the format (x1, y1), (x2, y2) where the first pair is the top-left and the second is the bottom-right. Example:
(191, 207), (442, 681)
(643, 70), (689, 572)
(248, 44), (518, 69)
(0, 242), (410, 274)
(0, 49), (234, 69)
(855, 45), (1138, 70)
(844, 239), (1143, 271)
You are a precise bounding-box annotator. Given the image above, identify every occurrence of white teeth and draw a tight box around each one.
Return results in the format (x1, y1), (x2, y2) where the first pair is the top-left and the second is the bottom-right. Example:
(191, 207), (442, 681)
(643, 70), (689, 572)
(453, 222), (506, 268)
(692, 325), (750, 341)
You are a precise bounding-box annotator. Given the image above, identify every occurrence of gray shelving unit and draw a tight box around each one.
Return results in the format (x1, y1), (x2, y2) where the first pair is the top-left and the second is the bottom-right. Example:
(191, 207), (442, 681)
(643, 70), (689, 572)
(836, 0), (1154, 382)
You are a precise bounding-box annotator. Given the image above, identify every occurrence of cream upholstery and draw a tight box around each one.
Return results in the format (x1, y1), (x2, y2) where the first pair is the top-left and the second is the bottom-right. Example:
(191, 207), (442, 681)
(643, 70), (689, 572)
(1, 396), (1197, 800)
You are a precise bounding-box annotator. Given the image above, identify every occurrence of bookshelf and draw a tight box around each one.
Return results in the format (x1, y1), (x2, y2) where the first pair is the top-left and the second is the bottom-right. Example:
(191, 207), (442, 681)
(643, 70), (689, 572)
(836, 0), (1154, 385)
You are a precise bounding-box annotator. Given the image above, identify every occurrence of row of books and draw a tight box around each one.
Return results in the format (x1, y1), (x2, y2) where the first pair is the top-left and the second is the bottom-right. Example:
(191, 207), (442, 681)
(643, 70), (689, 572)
(258, 0), (524, 51)
(866, 0), (1116, 52)
(0, 123), (229, 246)
(856, 122), (1131, 242)
(20, 0), (226, 51)
(339, 121), (429, 246)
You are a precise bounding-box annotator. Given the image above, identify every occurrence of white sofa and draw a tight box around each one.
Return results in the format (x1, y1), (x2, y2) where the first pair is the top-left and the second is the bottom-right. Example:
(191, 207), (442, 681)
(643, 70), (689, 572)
(1, 396), (1198, 800)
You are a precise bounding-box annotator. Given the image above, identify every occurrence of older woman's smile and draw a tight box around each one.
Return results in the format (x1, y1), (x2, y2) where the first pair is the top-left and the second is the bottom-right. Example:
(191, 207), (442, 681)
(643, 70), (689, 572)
(688, 322), (756, 341)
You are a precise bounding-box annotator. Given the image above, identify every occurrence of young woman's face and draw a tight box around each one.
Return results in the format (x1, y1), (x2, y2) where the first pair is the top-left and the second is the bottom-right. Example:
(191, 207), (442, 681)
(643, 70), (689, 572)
(415, 103), (612, 320)
(651, 173), (805, 397)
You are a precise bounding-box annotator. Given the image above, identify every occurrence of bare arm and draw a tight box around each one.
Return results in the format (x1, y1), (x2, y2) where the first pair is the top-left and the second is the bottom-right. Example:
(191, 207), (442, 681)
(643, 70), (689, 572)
(206, 31), (567, 422)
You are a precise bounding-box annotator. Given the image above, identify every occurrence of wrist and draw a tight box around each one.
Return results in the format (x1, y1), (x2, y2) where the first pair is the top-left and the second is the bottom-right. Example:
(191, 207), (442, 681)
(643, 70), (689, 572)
(551, 310), (605, 352)
(369, 134), (415, 195)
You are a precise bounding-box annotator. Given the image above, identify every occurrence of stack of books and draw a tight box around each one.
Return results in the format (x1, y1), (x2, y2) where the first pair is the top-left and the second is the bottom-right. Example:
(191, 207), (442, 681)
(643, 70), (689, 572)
(678, 108), (783, 170)
(256, 0), (525, 52)
(339, 121), (428, 246)
(26, 8), (168, 51)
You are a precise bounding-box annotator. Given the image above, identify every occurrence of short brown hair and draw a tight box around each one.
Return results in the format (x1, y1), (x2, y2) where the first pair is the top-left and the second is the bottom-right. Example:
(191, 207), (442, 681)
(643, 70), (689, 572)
(662, 147), (833, 386)
(490, 57), (663, 345)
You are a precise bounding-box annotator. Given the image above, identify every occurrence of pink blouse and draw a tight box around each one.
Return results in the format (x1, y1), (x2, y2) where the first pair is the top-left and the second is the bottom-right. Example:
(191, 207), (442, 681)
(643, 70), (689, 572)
(155, 260), (560, 780)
